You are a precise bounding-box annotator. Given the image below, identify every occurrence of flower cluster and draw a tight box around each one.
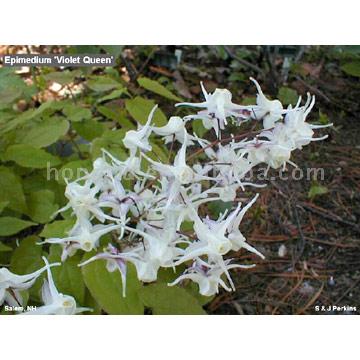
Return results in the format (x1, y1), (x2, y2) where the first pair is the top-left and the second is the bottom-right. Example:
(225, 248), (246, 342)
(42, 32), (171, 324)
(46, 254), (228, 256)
(0, 78), (331, 305)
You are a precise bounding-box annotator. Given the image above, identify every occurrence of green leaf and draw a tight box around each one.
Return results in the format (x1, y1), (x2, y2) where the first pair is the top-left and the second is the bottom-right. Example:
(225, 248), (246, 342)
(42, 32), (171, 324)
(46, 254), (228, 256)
(0, 167), (27, 213)
(10, 236), (44, 301)
(185, 282), (215, 306)
(192, 118), (208, 138)
(19, 118), (70, 148)
(0, 69), (30, 108)
(97, 105), (135, 129)
(21, 173), (65, 207)
(27, 190), (59, 224)
(208, 200), (233, 218)
(0, 242), (12, 252)
(86, 77), (123, 92)
(341, 62), (360, 77)
(278, 87), (298, 105)
(97, 89), (129, 103)
(0, 102), (57, 135)
(83, 289), (102, 314)
(149, 141), (169, 164)
(5, 144), (62, 168)
(138, 283), (206, 315)
(101, 45), (123, 58)
(44, 70), (82, 85)
(125, 96), (167, 126)
(0, 87), (22, 105)
(137, 77), (182, 102)
(156, 266), (185, 284)
(0, 217), (36, 236)
(31, 101), (61, 117)
(81, 252), (144, 314)
(63, 104), (92, 122)
(39, 219), (75, 238)
(0, 68), (28, 93)
(48, 245), (86, 304)
(0, 201), (9, 214)
(308, 184), (328, 200)
(97, 104), (122, 122)
(72, 118), (106, 141)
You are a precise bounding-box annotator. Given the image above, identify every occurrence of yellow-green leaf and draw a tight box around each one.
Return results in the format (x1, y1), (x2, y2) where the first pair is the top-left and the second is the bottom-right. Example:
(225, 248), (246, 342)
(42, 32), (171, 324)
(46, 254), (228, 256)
(5, 144), (62, 168)
(27, 190), (59, 224)
(0, 217), (36, 236)
(63, 104), (92, 122)
(39, 219), (75, 238)
(81, 252), (144, 314)
(19, 118), (70, 148)
(10, 236), (44, 301)
(44, 70), (82, 85)
(308, 184), (328, 200)
(48, 245), (86, 304)
(72, 119), (106, 141)
(0, 201), (9, 214)
(0, 167), (27, 213)
(137, 77), (182, 102)
(125, 97), (167, 126)
(87, 77), (123, 92)
(138, 283), (206, 315)
(0, 87), (22, 105)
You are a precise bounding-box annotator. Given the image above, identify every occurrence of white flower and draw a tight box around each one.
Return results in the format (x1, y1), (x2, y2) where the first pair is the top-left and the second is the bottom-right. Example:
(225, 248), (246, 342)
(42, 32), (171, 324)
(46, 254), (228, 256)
(205, 184), (239, 202)
(169, 258), (254, 296)
(80, 219), (182, 288)
(78, 157), (114, 187)
(176, 82), (248, 137)
(245, 94), (332, 170)
(259, 124), (295, 169)
(123, 105), (156, 155)
(174, 201), (241, 264)
(226, 194), (265, 258)
(123, 222), (182, 282)
(249, 77), (285, 129)
(213, 143), (254, 185)
(146, 129), (194, 183)
(156, 194), (220, 231)
(152, 116), (196, 144)
(58, 178), (123, 224)
(102, 149), (155, 180)
(0, 261), (60, 307)
(24, 257), (90, 315)
(152, 116), (184, 136)
(143, 129), (212, 209)
(283, 94), (332, 149)
(42, 218), (123, 257)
